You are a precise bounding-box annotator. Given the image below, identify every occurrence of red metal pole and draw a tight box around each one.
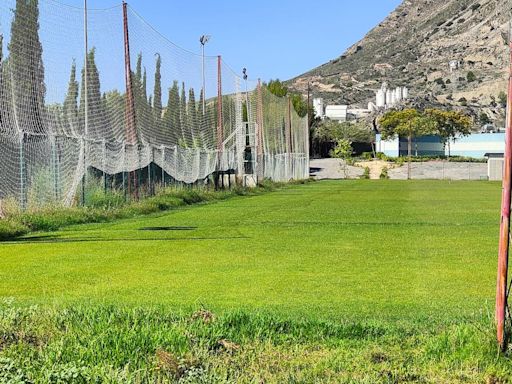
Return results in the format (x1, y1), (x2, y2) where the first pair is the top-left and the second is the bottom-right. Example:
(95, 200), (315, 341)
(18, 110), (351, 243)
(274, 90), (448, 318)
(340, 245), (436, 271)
(122, 1), (138, 198)
(496, 22), (512, 351)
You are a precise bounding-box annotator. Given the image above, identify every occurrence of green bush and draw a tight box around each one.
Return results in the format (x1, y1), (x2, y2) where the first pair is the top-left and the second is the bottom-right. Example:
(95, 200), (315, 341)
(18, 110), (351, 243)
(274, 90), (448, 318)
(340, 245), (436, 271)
(466, 72), (476, 83)
(362, 152), (373, 160)
(379, 167), (389, 179)
(0, 220), (29, 240)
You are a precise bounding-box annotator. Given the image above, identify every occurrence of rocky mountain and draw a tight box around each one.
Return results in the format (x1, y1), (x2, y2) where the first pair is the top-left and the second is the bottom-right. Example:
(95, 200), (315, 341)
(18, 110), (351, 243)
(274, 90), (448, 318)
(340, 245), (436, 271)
(290, 0), (511, 124)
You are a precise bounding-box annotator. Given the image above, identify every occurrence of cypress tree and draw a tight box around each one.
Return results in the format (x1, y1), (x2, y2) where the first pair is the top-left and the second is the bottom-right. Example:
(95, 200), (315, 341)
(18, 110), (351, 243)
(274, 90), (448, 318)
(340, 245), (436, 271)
(188, 88), (199, 147)
(79, 48), (104, 139)
(63, 60), (79, 135)
(135, 53), (142, 83)
(163, 81), (180, 146)
(153, 54), (162, 120)
(180, 82), (188, 146)
(8, 0), (46, 134)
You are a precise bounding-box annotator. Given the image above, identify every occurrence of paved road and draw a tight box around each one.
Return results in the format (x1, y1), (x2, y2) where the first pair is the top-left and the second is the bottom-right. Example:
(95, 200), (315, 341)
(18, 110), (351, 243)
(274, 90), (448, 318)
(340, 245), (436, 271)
(310, 158), (363, 179)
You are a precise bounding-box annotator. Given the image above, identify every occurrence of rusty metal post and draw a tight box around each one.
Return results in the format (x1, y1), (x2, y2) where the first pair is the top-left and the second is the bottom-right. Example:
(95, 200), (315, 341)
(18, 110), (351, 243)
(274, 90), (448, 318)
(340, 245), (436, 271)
(497, 21), (512, 351)
(123, 1), (138, 199)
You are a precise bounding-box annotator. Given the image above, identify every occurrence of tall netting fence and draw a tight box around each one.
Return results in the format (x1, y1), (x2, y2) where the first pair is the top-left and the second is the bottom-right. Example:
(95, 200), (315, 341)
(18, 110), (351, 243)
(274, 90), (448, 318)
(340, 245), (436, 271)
(0, 0), (309, 209)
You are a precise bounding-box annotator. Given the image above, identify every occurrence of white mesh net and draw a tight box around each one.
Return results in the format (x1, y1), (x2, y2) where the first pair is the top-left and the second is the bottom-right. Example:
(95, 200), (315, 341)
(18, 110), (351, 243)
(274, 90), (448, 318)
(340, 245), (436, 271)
(0, 0), (309, 208)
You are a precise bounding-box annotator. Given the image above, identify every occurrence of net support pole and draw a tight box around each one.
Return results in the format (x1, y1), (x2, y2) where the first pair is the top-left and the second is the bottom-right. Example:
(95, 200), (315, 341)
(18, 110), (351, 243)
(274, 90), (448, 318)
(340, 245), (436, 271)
(216, 55), (224, 188)
(256, 79), (264, 182)
(123, 1), (137, 199)
(161, 145), (165, 186)
(102, 139), (107, 194)
(51, 136), (58, 201)
(19, 132), (26, 210)
(82, 0), (88, 207)
(497, 20), (512, 351)
(286, 96), (292, 180)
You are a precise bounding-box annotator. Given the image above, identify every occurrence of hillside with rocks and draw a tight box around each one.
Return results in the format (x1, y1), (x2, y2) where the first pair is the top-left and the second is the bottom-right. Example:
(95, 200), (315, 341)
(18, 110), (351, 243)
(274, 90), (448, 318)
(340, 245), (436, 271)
(290, 0), (511, 124)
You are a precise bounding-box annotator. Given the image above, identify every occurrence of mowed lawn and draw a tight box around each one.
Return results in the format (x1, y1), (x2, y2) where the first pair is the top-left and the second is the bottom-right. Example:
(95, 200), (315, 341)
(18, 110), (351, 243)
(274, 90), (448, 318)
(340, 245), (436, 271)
(0, 180), (501, 320)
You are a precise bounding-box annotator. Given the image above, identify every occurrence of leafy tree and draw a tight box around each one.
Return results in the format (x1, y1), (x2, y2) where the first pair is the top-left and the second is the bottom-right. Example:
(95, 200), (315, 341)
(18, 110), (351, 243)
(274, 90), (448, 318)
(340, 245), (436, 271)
(63, 60), (79, 136)
(8, 0), (46, 134)
(331, 139), (353, 178)
(379, 109), (437, 179)
(425, 109), (471, 158)
(314, 120), (374, 144)
(267, 79), (288, 97)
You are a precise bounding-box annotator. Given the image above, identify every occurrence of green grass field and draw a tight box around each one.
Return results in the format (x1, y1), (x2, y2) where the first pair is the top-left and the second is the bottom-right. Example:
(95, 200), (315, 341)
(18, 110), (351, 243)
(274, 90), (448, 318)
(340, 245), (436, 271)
(0, 180), (510, 383)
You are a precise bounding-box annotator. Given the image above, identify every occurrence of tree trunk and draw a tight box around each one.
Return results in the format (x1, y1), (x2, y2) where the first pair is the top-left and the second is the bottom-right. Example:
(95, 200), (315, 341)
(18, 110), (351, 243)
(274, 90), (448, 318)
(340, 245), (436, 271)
(407, 135), (412, 180)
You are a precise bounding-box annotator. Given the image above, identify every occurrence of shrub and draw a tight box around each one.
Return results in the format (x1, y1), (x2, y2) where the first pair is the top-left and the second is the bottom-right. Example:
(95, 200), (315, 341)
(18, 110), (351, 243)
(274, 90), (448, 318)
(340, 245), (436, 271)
(0, 220), (29, 240)
(380, 167), (389, 179)
(466, 71), (476, 82)
(361, 167), (370, 180)
(362, 152), (373, 161)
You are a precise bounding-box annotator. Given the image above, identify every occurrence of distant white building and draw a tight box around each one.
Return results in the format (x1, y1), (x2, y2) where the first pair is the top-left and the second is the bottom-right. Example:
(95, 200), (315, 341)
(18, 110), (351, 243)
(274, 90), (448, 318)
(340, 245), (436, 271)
(314, 81), (409, 121)
(313, 98), (348, 121)
(325, 105), (348, 121)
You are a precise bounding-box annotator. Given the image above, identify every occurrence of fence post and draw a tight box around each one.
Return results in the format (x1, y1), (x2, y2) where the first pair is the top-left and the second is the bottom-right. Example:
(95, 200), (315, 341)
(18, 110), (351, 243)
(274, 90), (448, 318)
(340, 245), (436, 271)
(102, 139), (107, 194)
(161, 145), (165, 186)
(19, 132), (26, 210)
(81, 137), (86, 206)
(286, 96), (292, 180)
(217, 55), (224, 189)
(122, 142), (127, 201)
(51, 135), (58, 202)
(256, 79), (264, 182)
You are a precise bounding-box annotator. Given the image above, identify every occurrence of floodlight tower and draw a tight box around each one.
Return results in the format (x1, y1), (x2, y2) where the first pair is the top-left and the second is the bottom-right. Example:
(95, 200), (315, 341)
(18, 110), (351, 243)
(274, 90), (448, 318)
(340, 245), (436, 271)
(200, 35), (211, 115)
(242, 67), (250, 123)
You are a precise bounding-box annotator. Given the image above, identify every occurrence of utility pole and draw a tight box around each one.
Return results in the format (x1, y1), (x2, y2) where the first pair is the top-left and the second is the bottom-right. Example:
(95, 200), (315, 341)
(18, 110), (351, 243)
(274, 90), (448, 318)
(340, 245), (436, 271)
(200, 35), (210, 115)
(496, 20), (512, 351)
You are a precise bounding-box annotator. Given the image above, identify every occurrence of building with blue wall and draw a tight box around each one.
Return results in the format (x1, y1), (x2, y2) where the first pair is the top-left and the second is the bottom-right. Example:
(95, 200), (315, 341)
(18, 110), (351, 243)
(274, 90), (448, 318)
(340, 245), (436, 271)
(376, 133), (505, 159)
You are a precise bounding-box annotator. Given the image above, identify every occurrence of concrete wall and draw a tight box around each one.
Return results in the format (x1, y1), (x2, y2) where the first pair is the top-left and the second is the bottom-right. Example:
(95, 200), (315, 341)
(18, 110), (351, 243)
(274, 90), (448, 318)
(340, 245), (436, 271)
(488, 158), (504, 181)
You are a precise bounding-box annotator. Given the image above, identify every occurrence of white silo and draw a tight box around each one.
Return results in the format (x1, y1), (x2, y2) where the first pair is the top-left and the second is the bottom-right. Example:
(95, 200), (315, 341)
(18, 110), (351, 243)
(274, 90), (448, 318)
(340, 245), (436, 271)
(386, 90), (392, 106)
(395, 87), (402, 102)
(402, 87), (409, 99)
(376, 89), (385, 107)
(313, 98), (325, 118)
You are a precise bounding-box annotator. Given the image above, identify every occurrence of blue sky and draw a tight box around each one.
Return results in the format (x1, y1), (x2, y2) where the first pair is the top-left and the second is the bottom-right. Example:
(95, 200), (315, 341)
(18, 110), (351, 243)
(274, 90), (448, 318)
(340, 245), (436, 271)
(57, 0), (402, 82)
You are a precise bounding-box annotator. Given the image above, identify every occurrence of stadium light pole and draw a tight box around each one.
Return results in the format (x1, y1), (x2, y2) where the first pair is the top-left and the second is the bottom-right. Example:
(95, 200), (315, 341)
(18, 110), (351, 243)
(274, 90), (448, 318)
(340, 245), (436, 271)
(200, 35), (211, 115)
(242, 67), (250, 123)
